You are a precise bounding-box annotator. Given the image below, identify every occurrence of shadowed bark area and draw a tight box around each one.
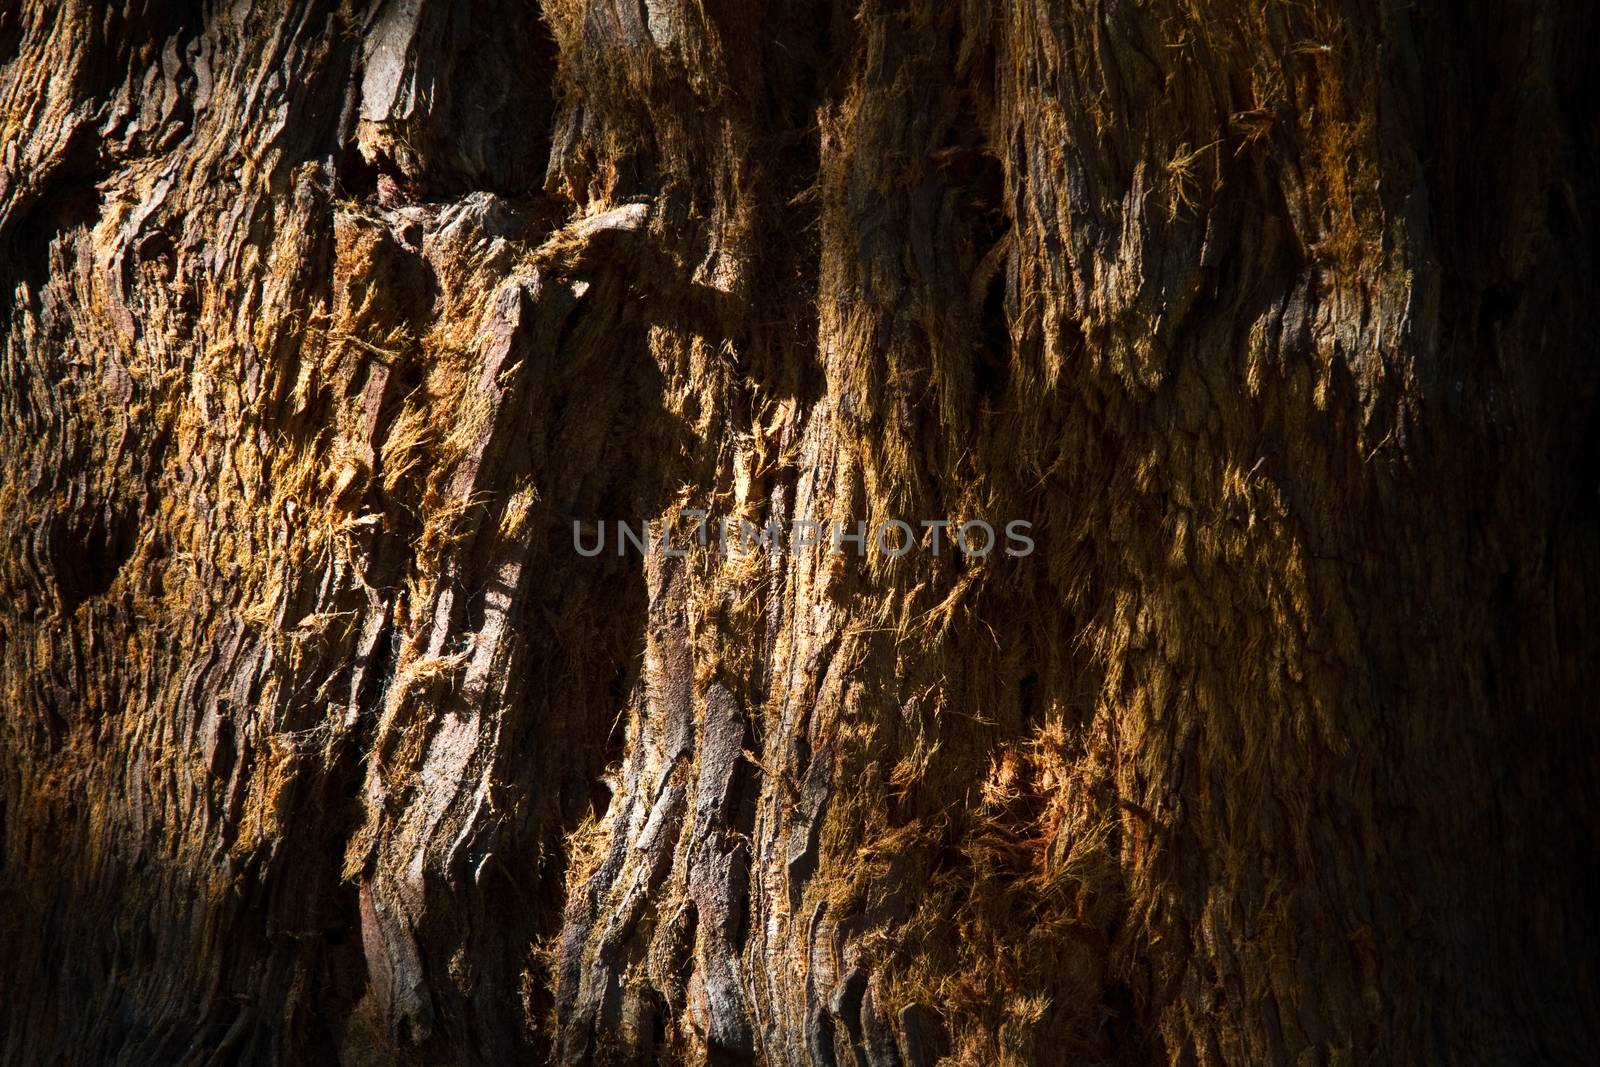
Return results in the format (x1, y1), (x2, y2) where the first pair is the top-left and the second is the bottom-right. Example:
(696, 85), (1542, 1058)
(2, 1), (1597, 1064)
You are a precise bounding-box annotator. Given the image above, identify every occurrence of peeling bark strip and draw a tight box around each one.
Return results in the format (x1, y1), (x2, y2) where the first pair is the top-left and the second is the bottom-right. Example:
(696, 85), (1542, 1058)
(1, 1), (1598, 1065)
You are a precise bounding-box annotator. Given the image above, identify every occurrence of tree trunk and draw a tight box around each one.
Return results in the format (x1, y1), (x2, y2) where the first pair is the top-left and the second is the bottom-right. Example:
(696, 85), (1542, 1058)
(2, 1), (1597, 1064)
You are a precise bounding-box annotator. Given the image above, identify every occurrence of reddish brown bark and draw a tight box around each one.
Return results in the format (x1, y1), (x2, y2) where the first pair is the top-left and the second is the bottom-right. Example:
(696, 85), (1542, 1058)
(2, 1), (1597, 1064)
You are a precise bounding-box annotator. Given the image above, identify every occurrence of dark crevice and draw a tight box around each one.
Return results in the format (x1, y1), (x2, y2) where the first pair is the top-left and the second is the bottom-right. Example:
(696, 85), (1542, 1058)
(1, 137), (105, 320)
(976, 262), (1011, 400)
(52, 505), (139, 617)
(1017, 671), (1040, 733)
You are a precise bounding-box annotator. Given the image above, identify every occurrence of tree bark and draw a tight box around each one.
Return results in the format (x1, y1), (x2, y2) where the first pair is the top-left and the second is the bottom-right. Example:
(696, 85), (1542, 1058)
(2, 1), (1597, 1064)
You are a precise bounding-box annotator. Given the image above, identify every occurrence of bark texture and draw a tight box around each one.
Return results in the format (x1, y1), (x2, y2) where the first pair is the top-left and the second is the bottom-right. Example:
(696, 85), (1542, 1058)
(2, 1), (1598, 1064)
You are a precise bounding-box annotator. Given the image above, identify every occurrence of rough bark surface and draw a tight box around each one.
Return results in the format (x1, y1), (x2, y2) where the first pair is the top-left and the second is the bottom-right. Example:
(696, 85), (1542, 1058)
(2, 1), (1597, 1064)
